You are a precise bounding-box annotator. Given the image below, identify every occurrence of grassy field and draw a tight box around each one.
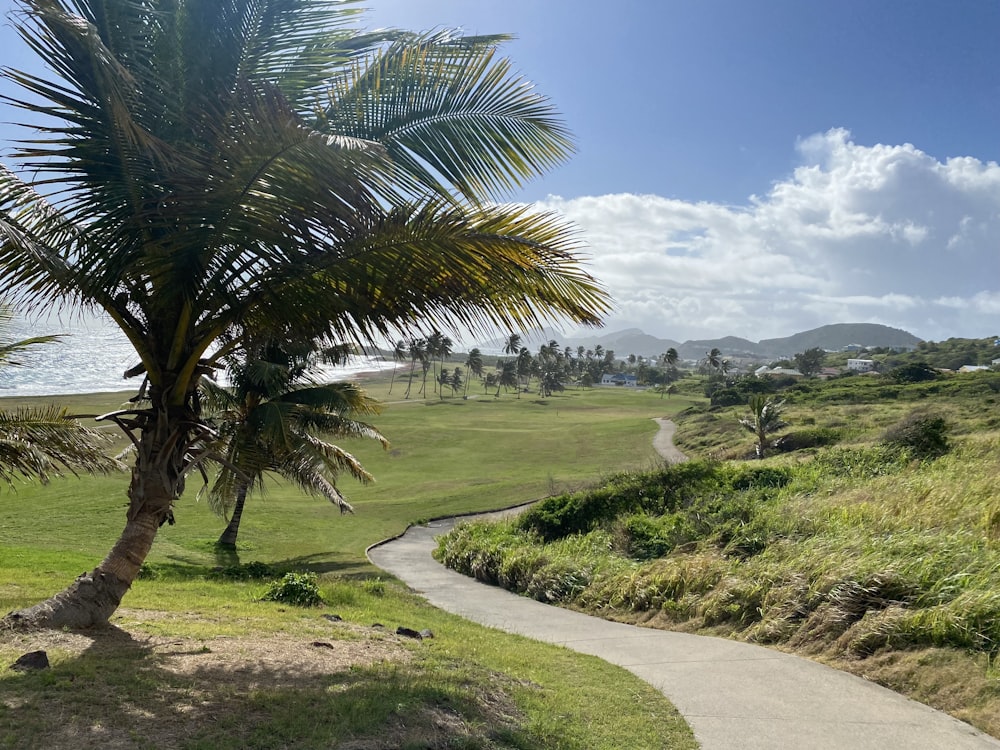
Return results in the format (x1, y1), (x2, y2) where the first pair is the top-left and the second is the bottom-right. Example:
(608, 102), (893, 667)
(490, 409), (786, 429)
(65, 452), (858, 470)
(0, 381), (698, 749)
(435, 370), (1000, 738)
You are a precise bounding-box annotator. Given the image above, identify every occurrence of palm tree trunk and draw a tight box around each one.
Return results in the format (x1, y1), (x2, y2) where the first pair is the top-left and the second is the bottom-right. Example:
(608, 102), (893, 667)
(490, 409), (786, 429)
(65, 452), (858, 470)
(217, 483), (250, 547)
(4, 396), (192, 629)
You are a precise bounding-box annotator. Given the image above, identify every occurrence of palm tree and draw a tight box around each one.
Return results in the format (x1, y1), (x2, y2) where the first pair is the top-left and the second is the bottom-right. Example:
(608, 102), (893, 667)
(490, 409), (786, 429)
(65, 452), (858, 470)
(739, 395), (787, 459)
(403, 338), (427, 400)
(463, 348), (483, 397)
(203, 341), (387, 548)
(386, 340), (407, 395)
(495, 359), (518, 397)
(0, 0), (608, 629)
(516, 347), (533, 397)
(503, 334), (522, 357)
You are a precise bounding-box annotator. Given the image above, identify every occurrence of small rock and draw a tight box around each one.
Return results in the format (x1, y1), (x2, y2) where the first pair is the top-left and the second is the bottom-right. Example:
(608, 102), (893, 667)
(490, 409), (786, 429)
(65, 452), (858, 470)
(322, 614), (343, 623)
(396, 626), (422, 639)
(419, 629), (435, 639)
(371, 622), (384, 629)
(310, 641), (335, 650)
(11, 651), (49, 672)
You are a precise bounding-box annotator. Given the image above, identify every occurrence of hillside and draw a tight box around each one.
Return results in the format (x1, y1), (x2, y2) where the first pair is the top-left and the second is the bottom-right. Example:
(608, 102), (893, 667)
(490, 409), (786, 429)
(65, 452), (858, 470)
(476, 323), (924, 361)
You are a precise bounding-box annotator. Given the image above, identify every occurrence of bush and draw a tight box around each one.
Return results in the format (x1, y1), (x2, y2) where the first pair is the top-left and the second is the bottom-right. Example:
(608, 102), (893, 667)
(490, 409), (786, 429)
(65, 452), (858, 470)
(213, 560), (275, 580)
(882, 410), (951, 459)
(262, 572), (323, 606)
(772, 428), (841, 453)
(517, 462), (728, 541)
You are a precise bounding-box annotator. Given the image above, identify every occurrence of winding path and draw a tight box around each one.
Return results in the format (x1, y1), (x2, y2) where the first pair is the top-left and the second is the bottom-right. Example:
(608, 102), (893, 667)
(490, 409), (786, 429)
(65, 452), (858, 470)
(368, 420), (999, 750)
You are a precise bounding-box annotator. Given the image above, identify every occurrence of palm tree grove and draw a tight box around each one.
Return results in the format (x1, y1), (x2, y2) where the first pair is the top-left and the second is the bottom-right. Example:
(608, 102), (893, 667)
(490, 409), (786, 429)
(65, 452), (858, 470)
(0, 0), (608, 629)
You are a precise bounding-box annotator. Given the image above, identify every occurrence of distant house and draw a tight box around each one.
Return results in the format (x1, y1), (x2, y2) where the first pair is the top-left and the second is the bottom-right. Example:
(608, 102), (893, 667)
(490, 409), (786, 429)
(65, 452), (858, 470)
(818, 367), (843, 379)
(959, 365), (991, 373)
(754, 366), (803, 379)
(601, 373), (638, 387)
(847, 359), (875, 373)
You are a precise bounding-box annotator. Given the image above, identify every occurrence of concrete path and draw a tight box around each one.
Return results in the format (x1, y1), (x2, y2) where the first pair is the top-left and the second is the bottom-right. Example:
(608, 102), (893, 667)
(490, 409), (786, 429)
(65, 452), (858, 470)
(368, 421), (1000, 749)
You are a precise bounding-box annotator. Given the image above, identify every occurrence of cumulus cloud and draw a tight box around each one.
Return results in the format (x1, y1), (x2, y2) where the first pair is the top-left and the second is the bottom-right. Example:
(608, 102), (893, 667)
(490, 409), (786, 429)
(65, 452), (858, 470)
(539, 128), (1000, 342)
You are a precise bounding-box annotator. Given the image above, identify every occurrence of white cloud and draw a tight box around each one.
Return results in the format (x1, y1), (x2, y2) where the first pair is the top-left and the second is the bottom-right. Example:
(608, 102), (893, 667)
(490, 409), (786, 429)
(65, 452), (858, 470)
(539, 129), (1000, 343)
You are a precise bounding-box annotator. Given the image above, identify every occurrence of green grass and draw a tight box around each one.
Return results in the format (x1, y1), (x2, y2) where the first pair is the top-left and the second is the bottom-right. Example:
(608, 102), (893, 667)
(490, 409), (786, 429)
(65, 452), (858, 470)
(0, 381), (698, 749)
(435, 373), (1000, 738)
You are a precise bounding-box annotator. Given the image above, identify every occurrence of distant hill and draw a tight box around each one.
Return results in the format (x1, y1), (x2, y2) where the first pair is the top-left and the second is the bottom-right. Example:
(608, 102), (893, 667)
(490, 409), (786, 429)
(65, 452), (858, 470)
(476, 323), (923, 361)
(756, 324), (923, 358)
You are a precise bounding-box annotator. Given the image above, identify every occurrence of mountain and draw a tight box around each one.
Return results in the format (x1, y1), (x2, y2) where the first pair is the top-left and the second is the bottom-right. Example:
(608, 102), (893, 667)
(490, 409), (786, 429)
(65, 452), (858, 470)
(756, 324), (922, 358)
(475, 323), (923, 361)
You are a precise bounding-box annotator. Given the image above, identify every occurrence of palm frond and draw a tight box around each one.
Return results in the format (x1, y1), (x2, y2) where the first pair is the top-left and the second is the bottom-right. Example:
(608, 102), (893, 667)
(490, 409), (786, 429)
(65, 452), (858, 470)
(322, 31), (573, 202)
(0, 405), (124, 484)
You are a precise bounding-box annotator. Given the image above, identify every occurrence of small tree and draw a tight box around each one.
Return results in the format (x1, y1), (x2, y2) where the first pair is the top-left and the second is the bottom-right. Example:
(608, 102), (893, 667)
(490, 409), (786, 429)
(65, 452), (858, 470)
(793, 347), (826, 377)
(739, 395), (787, 459)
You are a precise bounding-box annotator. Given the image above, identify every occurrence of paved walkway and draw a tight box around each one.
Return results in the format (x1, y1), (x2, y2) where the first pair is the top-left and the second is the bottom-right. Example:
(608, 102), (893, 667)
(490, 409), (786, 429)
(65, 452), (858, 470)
(368, 421), (1000, 749)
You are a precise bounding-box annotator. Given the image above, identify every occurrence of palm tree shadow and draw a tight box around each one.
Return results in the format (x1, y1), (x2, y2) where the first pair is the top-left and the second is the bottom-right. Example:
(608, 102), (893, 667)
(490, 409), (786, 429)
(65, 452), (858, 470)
(1, 625), (541, 748)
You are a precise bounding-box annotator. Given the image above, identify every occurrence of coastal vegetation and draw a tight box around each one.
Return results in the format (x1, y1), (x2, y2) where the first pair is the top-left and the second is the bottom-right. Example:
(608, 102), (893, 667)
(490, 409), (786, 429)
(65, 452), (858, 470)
(435, 366), (1000, 737)
(0, 382), (697, 749)
(0, 0), (607, 628)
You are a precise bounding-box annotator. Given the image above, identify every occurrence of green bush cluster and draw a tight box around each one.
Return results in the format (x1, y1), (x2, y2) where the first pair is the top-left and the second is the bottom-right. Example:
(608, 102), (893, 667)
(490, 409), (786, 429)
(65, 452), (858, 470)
(881, 410), (951, 460)
(262, 572), (323, 607)
(212, 560), (276, 580)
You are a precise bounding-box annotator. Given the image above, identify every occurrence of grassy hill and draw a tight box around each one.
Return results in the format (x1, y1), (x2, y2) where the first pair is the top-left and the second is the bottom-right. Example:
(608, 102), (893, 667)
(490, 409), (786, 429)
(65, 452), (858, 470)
(435, 369), (1000, 738)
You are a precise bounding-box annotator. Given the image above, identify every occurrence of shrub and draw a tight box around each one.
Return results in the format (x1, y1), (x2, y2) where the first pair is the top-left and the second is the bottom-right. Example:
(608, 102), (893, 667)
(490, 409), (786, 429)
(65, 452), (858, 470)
(213, 560), (275, 580)
(611, 513), (675, 560)
(882, 410), (951, 459)
(772, 428), (841, 453)
(262, 572), (323, 607)
(517, 462), (728, 541)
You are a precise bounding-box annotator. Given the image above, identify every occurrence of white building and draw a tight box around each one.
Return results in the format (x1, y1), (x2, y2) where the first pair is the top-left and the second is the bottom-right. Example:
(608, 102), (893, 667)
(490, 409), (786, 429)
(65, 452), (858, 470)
(847, 359), (875, 372)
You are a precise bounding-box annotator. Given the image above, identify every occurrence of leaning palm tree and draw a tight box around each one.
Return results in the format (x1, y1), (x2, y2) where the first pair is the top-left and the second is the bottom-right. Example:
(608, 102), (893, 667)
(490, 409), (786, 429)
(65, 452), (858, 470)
(738, 395), (787, 459)
(202, 341), (387, 548)
(0, 0), (608, 629)
(386, 339), (407, 395)
(403, 338), (427, 400)
(502, 333), (522, 357)
(463, 347), (483, 397)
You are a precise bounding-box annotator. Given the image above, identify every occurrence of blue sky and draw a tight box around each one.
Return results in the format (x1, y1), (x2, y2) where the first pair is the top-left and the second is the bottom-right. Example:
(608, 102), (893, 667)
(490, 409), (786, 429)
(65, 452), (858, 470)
(2, 1), (999, 344)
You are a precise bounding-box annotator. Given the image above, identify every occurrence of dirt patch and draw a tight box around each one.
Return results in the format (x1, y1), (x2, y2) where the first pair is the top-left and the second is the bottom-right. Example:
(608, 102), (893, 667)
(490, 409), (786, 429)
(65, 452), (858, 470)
(1, 613), (413, 749)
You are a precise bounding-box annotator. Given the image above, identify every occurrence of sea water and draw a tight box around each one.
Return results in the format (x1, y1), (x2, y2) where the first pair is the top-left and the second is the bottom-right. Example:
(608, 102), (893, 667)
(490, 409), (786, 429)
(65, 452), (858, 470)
(2, 312), (394, 398)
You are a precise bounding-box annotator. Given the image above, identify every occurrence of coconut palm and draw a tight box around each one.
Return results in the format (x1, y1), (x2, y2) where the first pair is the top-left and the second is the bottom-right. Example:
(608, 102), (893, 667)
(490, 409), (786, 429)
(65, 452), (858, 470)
(494, 359), (518, 397)
(739, 395), (787, 459)
(0, 0), (608, 629)
(203, 341), (387, 548)
(502, 334), (522, 357)
(463, 347), (483, 397)
(386, 340), (407, 395)
(403, 338), (427, 400)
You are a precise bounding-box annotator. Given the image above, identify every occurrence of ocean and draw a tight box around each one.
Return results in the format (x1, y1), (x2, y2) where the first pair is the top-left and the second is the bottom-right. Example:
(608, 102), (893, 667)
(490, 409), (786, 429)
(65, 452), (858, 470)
(2, 312), (395, 398)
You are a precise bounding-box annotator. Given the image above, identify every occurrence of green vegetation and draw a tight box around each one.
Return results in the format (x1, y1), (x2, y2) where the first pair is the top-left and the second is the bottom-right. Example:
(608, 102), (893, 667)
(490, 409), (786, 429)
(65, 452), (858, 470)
(0, 0), (608, 629)
(0, 382), (698, 748)
(436, 368), (1000, 738)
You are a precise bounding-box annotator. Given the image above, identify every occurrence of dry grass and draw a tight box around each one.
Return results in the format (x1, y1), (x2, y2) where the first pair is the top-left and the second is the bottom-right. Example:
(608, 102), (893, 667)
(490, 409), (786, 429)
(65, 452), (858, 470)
(1, 614), (414, 750)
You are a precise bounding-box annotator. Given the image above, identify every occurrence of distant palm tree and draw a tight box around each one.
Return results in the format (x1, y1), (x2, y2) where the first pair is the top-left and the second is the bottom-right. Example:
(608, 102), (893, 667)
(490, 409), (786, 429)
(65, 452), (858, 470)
(203, 341), (387, 547)
(404, 339), (427, 400)
(464, 348), (484, 397)
(387, 340), (407, 395)
(495, 359), (518, 397)
(739, 395), (787, 459)
(503, 334), (523, 357)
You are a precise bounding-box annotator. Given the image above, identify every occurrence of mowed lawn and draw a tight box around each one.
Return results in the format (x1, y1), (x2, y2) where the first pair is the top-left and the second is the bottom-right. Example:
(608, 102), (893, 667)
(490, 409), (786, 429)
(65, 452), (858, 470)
(0, 382), (700, 750)
(0, 380), (696, 604)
